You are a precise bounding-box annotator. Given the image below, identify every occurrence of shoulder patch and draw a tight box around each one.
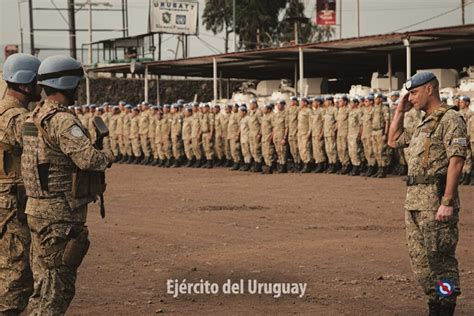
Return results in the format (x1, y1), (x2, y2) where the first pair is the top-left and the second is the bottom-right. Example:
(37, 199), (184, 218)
(452, 138), (467, 146)
(70, 125), (86, 138)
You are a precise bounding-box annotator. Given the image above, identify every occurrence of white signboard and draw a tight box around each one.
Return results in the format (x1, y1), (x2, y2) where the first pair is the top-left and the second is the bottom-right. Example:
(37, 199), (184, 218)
(150, 1), (199, 35)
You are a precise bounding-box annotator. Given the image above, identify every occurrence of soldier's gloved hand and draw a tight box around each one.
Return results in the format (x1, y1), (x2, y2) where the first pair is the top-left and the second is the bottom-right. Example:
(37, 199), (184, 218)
(435, 205), (454, 222)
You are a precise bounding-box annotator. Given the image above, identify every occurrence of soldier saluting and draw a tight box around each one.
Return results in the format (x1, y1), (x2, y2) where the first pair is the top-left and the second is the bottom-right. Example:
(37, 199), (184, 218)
(388, 72), (467, 316)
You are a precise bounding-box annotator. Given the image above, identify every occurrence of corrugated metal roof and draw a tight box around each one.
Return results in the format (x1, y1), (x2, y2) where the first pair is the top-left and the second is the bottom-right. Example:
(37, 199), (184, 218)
(90, 24), (474, 79)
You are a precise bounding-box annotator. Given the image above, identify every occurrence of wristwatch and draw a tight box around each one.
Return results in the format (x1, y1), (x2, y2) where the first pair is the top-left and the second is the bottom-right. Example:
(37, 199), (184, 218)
(441, 196), (453, 207)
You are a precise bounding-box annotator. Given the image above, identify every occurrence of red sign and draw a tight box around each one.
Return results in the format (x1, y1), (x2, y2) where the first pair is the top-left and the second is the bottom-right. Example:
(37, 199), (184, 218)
(316, 0), (336, 25)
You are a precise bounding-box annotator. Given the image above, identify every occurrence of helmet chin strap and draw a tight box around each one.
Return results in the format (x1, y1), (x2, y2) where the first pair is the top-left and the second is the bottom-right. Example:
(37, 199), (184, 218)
(10, 82), (40, 103)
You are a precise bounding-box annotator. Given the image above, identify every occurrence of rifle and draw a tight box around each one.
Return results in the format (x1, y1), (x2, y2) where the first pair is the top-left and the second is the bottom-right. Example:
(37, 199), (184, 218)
(93, 116), (109, 218)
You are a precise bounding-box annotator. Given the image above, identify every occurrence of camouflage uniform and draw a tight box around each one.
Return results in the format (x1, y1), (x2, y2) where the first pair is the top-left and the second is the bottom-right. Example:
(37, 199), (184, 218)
(161, 113), (173, 161)
(214, 111), (225, 163)
(227, 110), (241, 165)
(22, 99), (113, 315)
(219, 111), (231, 163)
(239, 114), (252, 165)
(148, 112), (157, 160)
(347, 106), (362, 168)
(130, 113), (142, 158)
(116, 111), (126, 156)
(191, 111), (203, 162)
(200, 111), (214, 162)
(108, 111), (120, 157)
(459, 108), (472, 177)
(260, 110), (274, 168)
(336, 105), (350, 168)
(287, 105), (300, 166)
(248, 107), (262, 166)
(271, 109), (288, 166)
(361, 105), (375, 167)
(170, 112), (183, 163)
(182, 114), (194, 162)
(154, 115), (166, 162)
(297, 106), (312, 165)
(0, 96), (33, 315)
(394, 103), (467, 306)
(323, 105), (338, 165)
(101, 110), (111, 152)
(371, 103), (390, 168)
(310, 107), (326, 165)
(138, 110), (151, 160)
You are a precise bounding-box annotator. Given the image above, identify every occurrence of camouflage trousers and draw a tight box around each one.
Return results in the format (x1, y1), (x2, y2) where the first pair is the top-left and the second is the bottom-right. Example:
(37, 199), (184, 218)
(261, 138), (275, 167)
(288, 136), (300, 164)
(248, 134), (262, 163)
(229, 138), (241, 163)
(324, 136), (337, 164)
(27, 216), (90, 316)
(311, 136), (326, 164)
(347, 134), (362, 166)
(201, 133), (214, 160)
(336, 134), (350, 166)
(192, 136), (203, 160)
(405, 210), (460, 305)
(110, 136), (119, 157)
(131, 137), (142, 158)
(297, 134), (311, 164)
(0, 210), (33, 315)
(273, 137), (287, 165)
(139, 134), (151, 157)
(241, 141), (252, 164)
(361, 134), (375, 166)
(172, 137), (184, 159)
(371, 130), (387, 167)
(183, 139), (194, 161)
(214, 136), (225, 161)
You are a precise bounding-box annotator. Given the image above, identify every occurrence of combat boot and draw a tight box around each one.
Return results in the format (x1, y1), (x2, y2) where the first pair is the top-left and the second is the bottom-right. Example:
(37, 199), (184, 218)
(428, 302), (440, 316)
(134, 155), (143, 164)
(206, 159), (214, 169)
(254, 162), (262, 172)
(438, 302), (455, 316)
(114, 154), (122, 163)
(230, 162), (240, 171)
(350, 165), (360, 176)
(240, 163), (250, 172)
(164, 159), (171, 168)
(377, 166), (387, 178)
(326, 164), (335, 174)
(301, 163), (311, 173)
(151, 158), (159, 166)
(118, 154), (128, 163)
(279, 164), (288, 173)
(261, 165), (269, 174)
(184, 158), (194, 167)
(462, 172), (471, 185)
(171, 158), (181, 168)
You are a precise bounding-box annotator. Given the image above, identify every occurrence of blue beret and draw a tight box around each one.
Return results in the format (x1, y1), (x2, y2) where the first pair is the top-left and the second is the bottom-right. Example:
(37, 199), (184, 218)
(290, 96), (298, 101)
(341, 95), (349, 101)
(313, 96), (323, 102)
(265, 103), (274, 109)
(375, 93), (384, 99)
(300, 97), (309, 103)
(164, 104), (171, 108)
(171, 103), (179, 108)
(325, 95), (334, 101)
(366, 94), (374, 101)
(239, 106), (247, 111)
(405, 72), (437, 91)
(461, 96), (471, 102)
(390, 91), (400, 97)
(125, 104), (132, 109)
(278, 99), (286, 104)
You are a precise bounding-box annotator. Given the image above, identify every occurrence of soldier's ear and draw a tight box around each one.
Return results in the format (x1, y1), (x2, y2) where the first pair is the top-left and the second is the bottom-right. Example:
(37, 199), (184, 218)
(426, 84), (433, 96)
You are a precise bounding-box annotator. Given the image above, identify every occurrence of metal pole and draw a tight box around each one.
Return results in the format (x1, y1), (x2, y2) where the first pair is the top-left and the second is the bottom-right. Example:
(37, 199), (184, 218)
(462, 0), (466, 25)
(17, 0), (24, 53)
(233, 0), (236, 52)
(125, 0), (129, 36)
(28, 0), (35, 55)
(86, 75), (91, 104)
(294, 62), (298, 93)
(144, 65), (149, 102)
(404, 39), (411, 79)
(121, 0), (126, 37)
(156, 75), (160, 104)
(299, 46), (304, 98)
(388, 53), (393, 92)
(339, 0), (342, 39)
(68, 0), (77, 58)
(213, 58), (218, 103)
(88, 0), (93, 65)
(356, 0), (360, 37)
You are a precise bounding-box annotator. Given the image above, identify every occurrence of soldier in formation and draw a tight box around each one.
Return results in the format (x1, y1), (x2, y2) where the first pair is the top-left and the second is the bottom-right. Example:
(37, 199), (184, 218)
(74, 89), (473, 182)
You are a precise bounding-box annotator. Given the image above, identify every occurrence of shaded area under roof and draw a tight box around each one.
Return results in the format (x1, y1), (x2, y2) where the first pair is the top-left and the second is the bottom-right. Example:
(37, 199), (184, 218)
(89, 24), (474, 80)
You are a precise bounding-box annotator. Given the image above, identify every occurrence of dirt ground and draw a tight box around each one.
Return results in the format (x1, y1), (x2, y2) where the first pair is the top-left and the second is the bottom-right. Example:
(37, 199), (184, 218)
(68, 165), (474, 315)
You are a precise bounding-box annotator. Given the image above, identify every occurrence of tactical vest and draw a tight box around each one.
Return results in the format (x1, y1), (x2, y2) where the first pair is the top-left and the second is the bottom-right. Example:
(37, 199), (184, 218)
(0, 99), (26, 181)
(21, 102), (95, 209)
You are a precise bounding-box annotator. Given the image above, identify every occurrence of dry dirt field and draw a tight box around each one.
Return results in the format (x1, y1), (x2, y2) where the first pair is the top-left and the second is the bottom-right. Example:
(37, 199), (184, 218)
(68, 165), (474, 315)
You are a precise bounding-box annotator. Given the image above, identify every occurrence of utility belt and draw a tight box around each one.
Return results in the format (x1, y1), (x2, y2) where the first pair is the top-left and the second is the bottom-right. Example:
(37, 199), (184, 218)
(406, 174), (446, 197)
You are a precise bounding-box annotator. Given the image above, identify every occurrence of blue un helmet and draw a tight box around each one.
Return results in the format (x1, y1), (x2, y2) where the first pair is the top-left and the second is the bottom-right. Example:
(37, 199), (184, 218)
(37, 55), (84, 90)
(3, 53), (41, 84)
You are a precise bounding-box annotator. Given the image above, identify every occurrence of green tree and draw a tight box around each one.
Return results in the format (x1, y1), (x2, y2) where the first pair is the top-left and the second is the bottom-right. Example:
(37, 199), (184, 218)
(234, 0), (287, 50)
(202, 0), (233, 53)
(277, 0), (335, 45)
